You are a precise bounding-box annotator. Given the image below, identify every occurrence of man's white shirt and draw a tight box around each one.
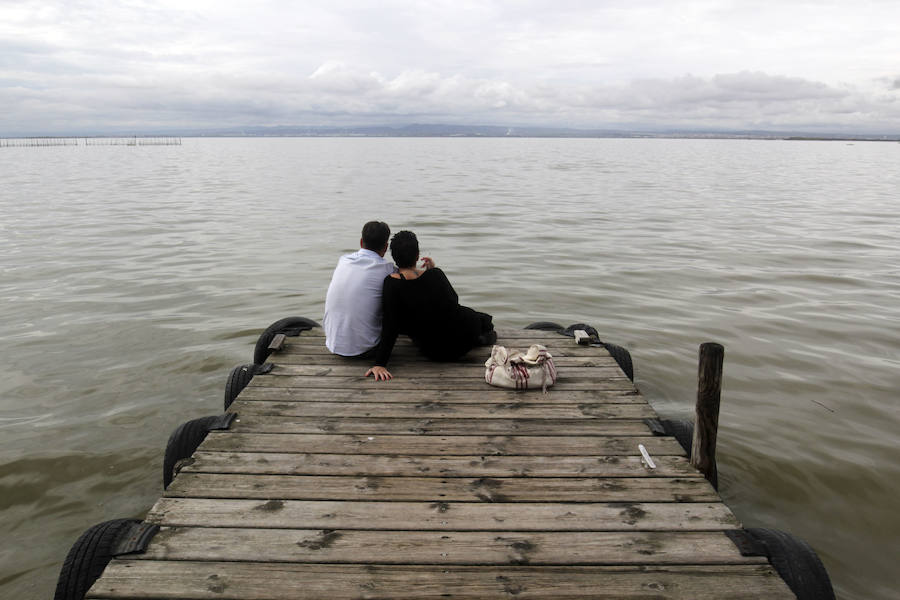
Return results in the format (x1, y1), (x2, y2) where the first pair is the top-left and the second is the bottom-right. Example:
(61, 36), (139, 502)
(323, 248), (395, 356)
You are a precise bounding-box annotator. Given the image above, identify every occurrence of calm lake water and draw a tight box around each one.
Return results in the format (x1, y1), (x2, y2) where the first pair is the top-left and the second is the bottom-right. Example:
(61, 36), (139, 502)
(1, 137), (898, 599)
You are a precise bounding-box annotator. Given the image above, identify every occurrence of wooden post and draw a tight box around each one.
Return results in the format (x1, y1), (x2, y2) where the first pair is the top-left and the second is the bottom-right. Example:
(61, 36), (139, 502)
(691, 342), (724, 489)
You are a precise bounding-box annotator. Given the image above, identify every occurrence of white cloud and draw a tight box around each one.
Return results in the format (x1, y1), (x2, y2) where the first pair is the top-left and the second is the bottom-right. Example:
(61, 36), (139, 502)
(308, 61), (385, 94)
(2, 1), (900, 134)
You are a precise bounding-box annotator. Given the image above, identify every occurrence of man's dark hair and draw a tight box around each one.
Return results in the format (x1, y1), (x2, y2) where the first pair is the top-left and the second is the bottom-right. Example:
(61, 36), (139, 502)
(361, 221), (390, 251)
(390, 230), (419, 268)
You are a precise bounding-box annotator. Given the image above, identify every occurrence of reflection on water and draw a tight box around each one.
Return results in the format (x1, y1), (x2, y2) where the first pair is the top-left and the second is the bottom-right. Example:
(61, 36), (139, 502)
(1, 138), (898, 599)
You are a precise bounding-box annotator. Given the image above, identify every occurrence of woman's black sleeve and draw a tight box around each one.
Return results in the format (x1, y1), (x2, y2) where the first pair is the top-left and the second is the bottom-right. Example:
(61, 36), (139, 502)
(432, 268), (458, 304)
(374, 278), (400, 367)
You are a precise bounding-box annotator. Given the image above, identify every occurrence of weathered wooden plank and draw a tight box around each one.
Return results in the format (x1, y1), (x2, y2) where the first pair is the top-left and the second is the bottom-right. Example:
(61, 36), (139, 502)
(183, 452), (701, 478)
(89, 561), (795, 600)
(165, 473), (719, 502)
(235, 387), (643, 404)
(228, 415), (653, 436)
(273, 352), (618, 367)
(199, 432), (686, 456)
(229, 400), (656, 419)
(276, 327), (565, 340)
(145, 499), (739, 530)
(134, 528), (755, 564)
(280, 331), (592, 345)
(247, 376), (633, 391)
(269, 364), (624, 378)
(276, 349), (621, 365)
(279, 341), (615, 359)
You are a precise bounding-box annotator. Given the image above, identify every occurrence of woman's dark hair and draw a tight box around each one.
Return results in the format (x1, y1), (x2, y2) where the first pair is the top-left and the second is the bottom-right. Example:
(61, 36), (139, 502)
(361, 221), (390, 251)
(390, 230), (419, 268)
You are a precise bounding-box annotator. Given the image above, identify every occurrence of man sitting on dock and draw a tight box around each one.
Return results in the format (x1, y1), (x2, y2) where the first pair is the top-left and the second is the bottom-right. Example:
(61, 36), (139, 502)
(323, 221), (395, 358)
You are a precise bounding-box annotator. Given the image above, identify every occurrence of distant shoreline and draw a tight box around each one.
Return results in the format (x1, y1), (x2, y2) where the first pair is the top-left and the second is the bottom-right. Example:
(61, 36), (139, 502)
(4, 132), (900, 142)
(4, 135), (900, 142)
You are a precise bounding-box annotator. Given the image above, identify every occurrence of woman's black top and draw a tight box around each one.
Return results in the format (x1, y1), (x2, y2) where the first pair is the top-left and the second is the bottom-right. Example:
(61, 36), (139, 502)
(374, 268), (489, 367)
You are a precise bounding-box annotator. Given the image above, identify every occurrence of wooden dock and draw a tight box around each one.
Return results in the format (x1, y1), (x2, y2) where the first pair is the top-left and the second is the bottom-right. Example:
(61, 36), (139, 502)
(86, 326), (795, 599)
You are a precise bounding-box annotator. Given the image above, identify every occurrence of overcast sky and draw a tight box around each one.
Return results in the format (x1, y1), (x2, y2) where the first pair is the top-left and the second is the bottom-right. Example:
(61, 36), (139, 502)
(3, 0), (899, 135)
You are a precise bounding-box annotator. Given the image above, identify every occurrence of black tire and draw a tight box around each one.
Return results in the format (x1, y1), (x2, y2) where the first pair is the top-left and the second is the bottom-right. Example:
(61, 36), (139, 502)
(661, 418), (694, 456)
(661, 418), (719, 489)
(601, 342), (634, 381)
(253, 316), (319, 365)
(745, 528), (835, 600)
(163, 415), (225, 488)
(54, 518), (140, 600)
(527, 321), (635, 382)
(225, 364), (255, 410)
(524, 321), (564, 332)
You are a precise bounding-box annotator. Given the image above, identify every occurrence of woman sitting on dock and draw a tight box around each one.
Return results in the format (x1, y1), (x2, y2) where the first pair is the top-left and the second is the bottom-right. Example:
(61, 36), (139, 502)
(365, 230), (495, 381)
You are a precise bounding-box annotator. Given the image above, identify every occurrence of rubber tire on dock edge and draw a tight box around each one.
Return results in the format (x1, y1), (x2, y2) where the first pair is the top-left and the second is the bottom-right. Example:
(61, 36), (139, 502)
(253, 316), (319, 365)
(660, 418), (694, 456)
(601, 341), (633, 381)
(163, 415), (227, 488)
(225, 364), (255, 410)
(746, 528), (835, 600)
(660, 418), (720, 489)
(524, 321), (564, 332)
(562, 322), (634, 382)
(54, 518), (141, 600)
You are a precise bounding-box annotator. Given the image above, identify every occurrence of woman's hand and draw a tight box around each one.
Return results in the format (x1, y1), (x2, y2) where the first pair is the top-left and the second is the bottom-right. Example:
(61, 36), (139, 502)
(420, 256), (435, 270)
(365, 366), (393, 381)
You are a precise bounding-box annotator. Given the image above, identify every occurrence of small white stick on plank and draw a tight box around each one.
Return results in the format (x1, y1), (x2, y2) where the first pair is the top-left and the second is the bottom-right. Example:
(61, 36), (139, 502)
(573, 330), (590, 345)
(638, 444), (657, 470)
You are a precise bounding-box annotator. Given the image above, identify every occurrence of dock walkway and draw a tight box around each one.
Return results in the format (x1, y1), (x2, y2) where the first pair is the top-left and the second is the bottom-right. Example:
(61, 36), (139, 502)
(87, 327), (794, 598)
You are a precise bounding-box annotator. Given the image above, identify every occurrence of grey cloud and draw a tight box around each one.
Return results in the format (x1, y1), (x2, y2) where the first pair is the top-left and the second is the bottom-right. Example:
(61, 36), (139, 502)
(5, 1), (900, 135)
(612, 72), (847, 111)
(711, 72), (843, 101)
(3, 62), (899, 135)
